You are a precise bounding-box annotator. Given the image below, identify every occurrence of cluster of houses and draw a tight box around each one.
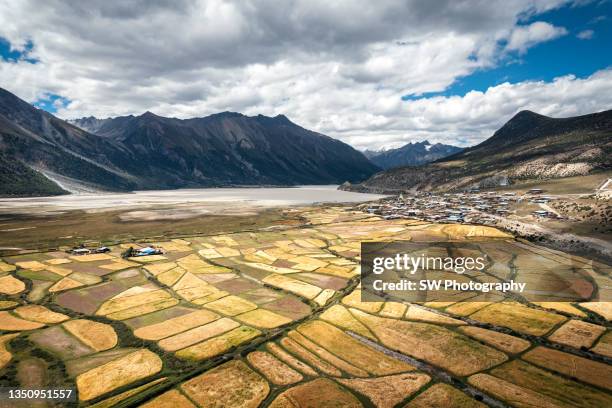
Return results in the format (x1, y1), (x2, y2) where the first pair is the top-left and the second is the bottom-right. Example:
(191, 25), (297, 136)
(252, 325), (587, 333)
(361, 188), (560, 224)
(68, 246), (111, 255)
(134, 246), (165, 256)
(68, 245), (165, 257)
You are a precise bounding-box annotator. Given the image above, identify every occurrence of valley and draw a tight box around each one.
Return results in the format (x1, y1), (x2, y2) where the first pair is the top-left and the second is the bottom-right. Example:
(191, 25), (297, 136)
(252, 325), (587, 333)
(0, 186), (385, 250)
(0, 98), (610, 408)
(0, 88), (379, 197)
(1, 2), (610, 406)
(0, 204), (611, 407)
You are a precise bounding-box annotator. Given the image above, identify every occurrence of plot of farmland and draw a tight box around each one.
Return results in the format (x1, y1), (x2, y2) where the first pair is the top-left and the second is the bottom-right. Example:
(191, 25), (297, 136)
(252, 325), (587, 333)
(0, 206), (610, 407)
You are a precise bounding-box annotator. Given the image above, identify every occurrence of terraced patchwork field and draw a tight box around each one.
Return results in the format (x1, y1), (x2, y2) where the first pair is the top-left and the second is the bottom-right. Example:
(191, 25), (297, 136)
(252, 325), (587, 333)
(0, 206), (611, 407)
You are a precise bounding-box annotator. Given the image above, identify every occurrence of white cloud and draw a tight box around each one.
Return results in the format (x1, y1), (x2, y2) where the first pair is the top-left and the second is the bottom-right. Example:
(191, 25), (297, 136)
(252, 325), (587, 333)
(577, 29), (594, 39)
(506, 21), (568, 54)
(362, 69), (612, 150)
(0, 0), (607, 151)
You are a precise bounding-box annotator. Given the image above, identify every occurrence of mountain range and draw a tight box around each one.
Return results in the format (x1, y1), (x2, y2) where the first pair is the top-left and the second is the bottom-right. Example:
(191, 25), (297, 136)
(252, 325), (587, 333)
(0, 88), (379, 196)
(363, 140), (462, 170)
(2, 85), (610, 198)
(342, 109), (612, 193)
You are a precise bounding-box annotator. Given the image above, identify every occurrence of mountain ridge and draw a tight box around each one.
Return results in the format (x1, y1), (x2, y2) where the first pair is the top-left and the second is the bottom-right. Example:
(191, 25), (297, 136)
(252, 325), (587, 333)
(363, 140), (462, 170)
(342, 109), (612, 193)
(0, 88), (139, 196)
(69, 108), (379, 188)
(0, 87), (379, 196)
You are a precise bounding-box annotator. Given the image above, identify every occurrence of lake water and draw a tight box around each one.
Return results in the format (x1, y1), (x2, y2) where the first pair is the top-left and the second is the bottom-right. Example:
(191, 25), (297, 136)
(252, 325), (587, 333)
(0, 185), (386, 214)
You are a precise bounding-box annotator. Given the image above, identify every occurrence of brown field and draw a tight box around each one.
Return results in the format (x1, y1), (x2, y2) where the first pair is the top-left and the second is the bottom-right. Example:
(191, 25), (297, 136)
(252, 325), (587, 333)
(288, 329), (369, 377)
(459, 326), (531, 354)
(523, 347), (612, 390)
(338, 373), (431, 408)
(265, 342), (318, 376)
(174, 326), (261, 360)
(0, 274), (25, 295)
(407, 383), (486, 408)
(236, 309), (292, 329)
(204, 295), (258, 316)
(319, 304), (376, 339)
(296, 320), (413, 375)
(0, 311), (45, 331)
(469, 302), (567, 336)
(470, 360), (612, 408)
(76, 349), (162, 401)
(0, 207), (290, 251)
(63, 319), (118, 352)
(0, 333), (18, 370)
(14, 305), (69, 323)
(133, 309), (220, 341)
(180, 360), (269, 408)
(351, 308), (508, 376)
(279, 337), (342, 376)
(245, 351), (303, 385)
(0, 205), (610, 407)
(548, 319), (607, 349)
(158, 318), (239, 352)
(65, 348), (137, 378)
(30, 326), (96, 360)
(140, 389), (196, 408)
(269, 378), (361, 407)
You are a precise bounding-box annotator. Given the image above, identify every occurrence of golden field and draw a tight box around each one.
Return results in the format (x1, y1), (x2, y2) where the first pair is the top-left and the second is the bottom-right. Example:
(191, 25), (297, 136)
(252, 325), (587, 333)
(0, 206), (610, 407)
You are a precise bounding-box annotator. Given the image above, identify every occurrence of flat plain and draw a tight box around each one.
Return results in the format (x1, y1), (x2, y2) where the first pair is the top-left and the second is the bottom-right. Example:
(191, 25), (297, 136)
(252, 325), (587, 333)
(0, 205), (611, 407)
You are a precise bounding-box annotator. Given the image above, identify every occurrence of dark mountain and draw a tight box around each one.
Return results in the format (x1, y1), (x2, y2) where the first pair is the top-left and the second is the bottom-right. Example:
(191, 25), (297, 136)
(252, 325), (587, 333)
(69, 111), (379, 188)
(0, 88), (138, 196)
(0, 152), (66, 196)
(364, 140), (462, 170)
(0, 87), (378, 196)
(67, 116), (111, 135)
(343, 109), (612, 193)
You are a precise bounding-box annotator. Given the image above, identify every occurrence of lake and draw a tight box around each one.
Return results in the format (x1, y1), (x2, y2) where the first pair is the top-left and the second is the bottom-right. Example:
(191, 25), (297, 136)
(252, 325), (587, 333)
(0, 185), (386, 215)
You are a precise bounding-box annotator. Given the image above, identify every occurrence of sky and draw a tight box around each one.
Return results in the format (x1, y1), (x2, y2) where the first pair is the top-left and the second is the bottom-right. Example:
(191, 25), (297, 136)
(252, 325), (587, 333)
(0, 0), (610, 150)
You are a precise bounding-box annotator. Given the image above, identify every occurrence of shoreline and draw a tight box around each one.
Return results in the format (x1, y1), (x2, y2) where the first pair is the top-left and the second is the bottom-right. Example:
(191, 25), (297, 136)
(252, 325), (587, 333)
(0, 186), (386, 216)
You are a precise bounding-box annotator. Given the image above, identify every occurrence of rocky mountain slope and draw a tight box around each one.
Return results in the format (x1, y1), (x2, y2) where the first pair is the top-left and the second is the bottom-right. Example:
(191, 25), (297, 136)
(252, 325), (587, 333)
(0, 88), (138, 196)
(0, 151), (67, 196)
(69, 111), (379, 188)
(343, 109), (612, 193)
(364, 140), (462, 170)
(0, 87), (378, 196)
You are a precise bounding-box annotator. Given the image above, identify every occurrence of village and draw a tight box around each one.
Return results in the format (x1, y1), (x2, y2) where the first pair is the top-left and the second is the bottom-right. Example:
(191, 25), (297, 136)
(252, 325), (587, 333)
(361, 188), (560, 225)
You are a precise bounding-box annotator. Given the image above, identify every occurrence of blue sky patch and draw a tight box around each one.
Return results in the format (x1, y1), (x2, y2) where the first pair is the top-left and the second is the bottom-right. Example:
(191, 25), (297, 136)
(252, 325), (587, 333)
(402, 0), (611, 99)
(34, 94), (71, 113)
(0, 37), (38, 63)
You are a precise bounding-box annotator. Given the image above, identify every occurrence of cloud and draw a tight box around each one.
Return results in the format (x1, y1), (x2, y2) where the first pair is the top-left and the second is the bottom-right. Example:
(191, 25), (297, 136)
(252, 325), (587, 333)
(588, 15), (607, 24)
(576, 29), (594, 39)
(0, 0), (607, 152)
(355, 69), (612, 150)
(506, 21), (568, 53)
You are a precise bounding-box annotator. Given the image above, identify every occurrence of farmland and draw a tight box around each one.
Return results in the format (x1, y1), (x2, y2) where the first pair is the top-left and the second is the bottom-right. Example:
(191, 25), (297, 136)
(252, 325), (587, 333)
(0, 206), (611, 407)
